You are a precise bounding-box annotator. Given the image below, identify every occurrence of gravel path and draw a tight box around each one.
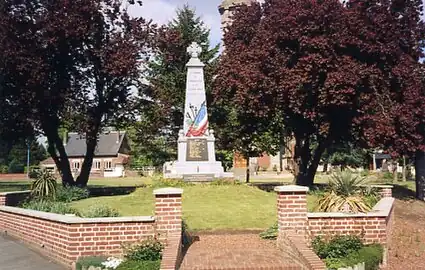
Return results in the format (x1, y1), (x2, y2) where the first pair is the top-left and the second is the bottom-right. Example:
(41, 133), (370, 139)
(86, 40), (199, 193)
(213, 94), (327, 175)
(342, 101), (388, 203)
(388, 199), (425, 269)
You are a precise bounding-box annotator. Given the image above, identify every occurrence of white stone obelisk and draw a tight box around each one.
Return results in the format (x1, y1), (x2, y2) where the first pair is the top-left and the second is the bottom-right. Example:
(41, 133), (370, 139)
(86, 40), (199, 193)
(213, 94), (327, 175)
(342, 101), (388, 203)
(163, 42), (232, 180)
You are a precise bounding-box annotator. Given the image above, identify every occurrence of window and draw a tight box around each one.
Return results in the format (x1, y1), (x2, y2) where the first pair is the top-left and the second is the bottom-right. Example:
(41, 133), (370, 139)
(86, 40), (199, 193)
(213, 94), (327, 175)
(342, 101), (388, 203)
(73, 161), (80, 170)
(104, 161), (112, 171)
(93, 160), (101, 170)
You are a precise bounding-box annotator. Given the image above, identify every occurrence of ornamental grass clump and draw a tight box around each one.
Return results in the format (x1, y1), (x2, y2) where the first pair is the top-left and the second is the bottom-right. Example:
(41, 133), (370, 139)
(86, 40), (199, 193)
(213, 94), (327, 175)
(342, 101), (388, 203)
(316, 170), (371, 213)
(30, 169), (57, 199)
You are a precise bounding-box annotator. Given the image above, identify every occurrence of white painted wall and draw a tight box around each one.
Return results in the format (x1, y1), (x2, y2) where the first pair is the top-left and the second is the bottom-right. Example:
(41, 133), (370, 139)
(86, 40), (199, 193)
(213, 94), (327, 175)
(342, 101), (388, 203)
(104, 164), (124, 178)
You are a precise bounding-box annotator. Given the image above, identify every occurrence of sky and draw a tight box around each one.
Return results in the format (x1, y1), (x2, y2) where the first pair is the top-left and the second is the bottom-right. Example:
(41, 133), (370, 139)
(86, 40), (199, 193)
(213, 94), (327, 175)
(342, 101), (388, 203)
(128, 0), (224, 47)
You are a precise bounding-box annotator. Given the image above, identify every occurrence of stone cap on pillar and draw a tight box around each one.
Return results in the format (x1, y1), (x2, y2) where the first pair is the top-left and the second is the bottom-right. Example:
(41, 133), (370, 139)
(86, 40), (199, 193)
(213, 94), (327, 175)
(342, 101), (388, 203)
(274, 185), (309, 193)
(368, 184), (393, 189)
(153, 187), (184, 196)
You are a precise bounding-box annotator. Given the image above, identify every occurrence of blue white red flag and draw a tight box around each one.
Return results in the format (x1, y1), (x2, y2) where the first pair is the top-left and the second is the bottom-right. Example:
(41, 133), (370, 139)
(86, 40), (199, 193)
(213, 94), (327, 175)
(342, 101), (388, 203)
(186, 102), (208, 137)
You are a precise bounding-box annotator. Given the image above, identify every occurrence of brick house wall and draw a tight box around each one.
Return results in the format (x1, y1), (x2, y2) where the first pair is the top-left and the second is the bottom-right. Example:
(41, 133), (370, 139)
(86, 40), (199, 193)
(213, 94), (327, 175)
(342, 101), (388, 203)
(0, 188), (183, 269)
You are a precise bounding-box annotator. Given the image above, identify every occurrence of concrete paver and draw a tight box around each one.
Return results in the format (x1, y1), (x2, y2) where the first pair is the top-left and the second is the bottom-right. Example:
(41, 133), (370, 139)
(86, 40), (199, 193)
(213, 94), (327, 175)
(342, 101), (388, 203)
(0, 234), (64, 270)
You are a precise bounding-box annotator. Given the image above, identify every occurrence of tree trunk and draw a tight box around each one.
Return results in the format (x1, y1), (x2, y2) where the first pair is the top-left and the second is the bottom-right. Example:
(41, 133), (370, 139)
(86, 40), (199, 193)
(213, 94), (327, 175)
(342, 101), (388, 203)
(415, 151), (425, 200)
(245, 158), (250, 183)
(402, 156), (406, 182)
(294, 136), (328, 186)
(393, 161), (398, 182)
(44, 126), (74, 186)
(323, 162), (328, 174)
(76, 128), (100, 187)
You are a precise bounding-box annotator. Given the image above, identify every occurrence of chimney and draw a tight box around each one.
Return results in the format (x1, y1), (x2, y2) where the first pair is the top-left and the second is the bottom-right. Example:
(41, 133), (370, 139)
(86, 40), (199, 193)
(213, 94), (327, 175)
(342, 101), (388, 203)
(116, 130), (120, 144)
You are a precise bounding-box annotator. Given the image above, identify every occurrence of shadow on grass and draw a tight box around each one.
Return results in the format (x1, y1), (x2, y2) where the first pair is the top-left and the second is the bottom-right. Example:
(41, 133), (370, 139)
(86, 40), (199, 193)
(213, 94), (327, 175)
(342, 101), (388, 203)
(388, 184), (416, 201)
(87, 185), (144, 197)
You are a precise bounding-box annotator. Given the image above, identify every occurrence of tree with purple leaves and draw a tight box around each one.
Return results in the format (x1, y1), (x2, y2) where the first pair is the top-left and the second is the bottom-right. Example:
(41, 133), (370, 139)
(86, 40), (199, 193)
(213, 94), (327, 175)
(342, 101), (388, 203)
(0, 0), (156, 186)
(214, 0), (425, 189)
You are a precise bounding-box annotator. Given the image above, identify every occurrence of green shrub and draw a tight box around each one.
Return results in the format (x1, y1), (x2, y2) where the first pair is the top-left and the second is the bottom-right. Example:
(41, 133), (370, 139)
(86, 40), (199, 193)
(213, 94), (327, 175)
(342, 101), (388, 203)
(259, 222), (278, 240)
(22, 200), (79, 215)
(116, 260), (160, 270)
(324, 244), (383, 270)
(7, 159), (24, 173)
(75, 256), (107, 270)
(55, 186), (89, 202)
(210, 179), (239, 186)
(0, 165), (9, 174)
(124, 237), (163, 262)
(329, 170), (366, 197)
(81, 205), (120, 218)
(148, 175), (191, 188)
(316, 191), (371, 213)
(30, 170), (57, 199)
(308, 186), (326, 197)
(312, 235), (363, 259)
(382, 172), (393, 180)
(316, 170), (371, 213)
(353, 244), (383, 270)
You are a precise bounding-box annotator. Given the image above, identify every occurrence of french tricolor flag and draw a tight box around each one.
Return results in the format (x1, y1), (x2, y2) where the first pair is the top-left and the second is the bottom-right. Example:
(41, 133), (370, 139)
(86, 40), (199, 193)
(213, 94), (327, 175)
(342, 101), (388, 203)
(186, 102), (209, 137)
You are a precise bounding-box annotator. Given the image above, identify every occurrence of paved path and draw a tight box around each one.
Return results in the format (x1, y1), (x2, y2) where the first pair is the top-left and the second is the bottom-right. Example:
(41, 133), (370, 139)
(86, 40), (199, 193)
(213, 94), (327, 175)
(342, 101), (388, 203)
(180, 233), (301, 270)
(0, 234), (64, 270)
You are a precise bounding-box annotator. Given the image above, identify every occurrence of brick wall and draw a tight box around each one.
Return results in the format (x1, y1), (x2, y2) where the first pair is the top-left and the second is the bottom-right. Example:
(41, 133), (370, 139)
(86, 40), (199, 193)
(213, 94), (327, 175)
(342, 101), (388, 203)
(307, 216), (387, 244)
(0, 191), (30, 206)
(0, 188), (184, 269)
(160, 232), (182, 270)
(275, 185), (395, 269)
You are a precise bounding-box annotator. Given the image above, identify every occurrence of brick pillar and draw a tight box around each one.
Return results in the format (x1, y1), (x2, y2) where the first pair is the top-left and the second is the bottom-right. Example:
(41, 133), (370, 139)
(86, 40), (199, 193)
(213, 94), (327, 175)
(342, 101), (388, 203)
(154, 188), (183, 240)
(380, 186), (393, 198)
(371, 185), (393, 198)
(275, 185), (309, 238)
(0, 194), (5, 206)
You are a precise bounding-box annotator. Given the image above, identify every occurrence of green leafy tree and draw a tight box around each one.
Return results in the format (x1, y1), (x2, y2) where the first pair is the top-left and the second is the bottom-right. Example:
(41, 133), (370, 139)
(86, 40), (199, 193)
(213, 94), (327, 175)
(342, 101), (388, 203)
(135, 4), (219, 163)
(321, 142), (371, 170)
(0, 136), (46, 173)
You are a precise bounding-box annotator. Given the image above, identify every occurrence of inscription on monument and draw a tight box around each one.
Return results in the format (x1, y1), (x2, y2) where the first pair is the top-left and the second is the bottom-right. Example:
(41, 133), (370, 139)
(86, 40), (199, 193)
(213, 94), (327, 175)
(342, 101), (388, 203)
(186, 139), (208, 161)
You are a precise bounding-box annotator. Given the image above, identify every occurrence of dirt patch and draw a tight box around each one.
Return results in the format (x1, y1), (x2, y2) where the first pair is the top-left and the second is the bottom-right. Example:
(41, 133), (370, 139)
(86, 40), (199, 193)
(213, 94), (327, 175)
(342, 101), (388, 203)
(389, 199), (425, 269)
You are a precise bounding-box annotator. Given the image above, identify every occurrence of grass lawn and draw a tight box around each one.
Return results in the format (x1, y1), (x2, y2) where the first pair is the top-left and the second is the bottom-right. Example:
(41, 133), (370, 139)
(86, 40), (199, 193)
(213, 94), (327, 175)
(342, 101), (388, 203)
(0, 181), (31, 192)
(71, 184), (318, 231)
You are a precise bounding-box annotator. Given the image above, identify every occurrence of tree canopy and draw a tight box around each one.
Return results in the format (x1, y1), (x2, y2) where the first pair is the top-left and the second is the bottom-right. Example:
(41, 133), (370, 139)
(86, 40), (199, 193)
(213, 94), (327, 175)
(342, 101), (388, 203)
(215, 0), (425, 186)
(0, 0), (155, 186)
(131, 4), (219, 166)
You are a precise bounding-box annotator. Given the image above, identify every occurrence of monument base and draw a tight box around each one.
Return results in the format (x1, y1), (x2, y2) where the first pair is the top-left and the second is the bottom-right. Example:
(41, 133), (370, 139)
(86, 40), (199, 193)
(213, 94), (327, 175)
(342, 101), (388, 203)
(163, 161), (233, 181)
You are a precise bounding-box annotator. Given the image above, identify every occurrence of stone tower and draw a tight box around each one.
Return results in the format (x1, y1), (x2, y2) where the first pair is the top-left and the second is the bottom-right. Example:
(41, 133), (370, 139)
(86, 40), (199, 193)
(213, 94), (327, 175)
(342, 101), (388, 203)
(218, 0), (254, 31)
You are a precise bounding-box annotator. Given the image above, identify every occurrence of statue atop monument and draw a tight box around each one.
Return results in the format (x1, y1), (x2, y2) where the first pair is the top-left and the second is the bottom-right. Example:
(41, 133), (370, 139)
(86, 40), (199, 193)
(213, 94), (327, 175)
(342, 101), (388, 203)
(163, 42), (232, 180)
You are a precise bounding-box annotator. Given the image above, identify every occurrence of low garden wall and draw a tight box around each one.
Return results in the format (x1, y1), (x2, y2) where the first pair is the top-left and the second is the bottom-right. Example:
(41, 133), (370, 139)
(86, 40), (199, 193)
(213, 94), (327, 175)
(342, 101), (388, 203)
(0, 188), (183, 270)
(0, 190), (30, 206)
(275, 185), (394, 269)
